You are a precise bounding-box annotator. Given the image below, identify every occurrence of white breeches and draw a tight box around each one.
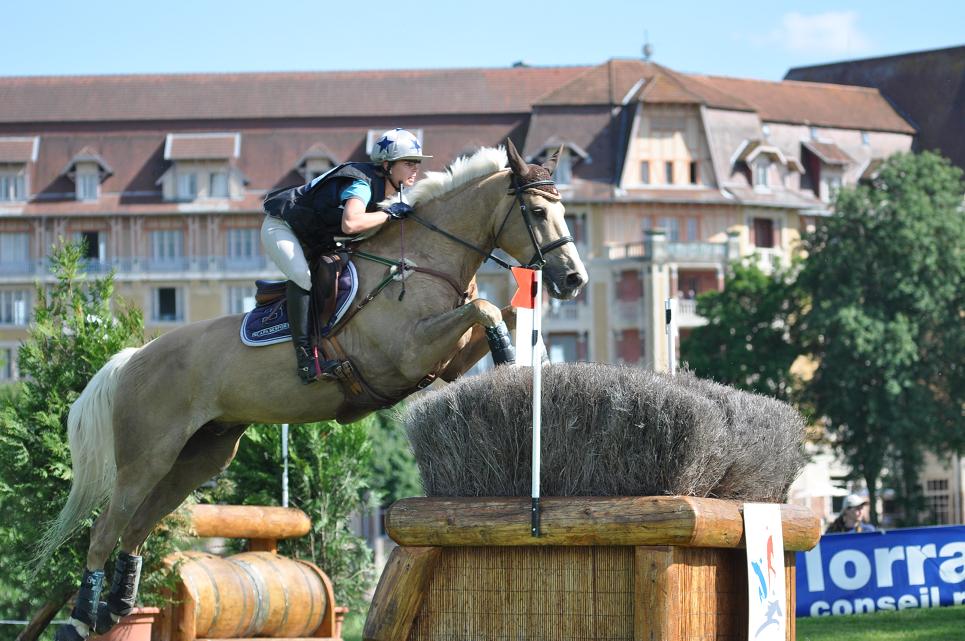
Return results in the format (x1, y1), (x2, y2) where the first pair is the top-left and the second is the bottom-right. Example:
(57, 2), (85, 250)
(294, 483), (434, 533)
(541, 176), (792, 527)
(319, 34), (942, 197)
(261, 216), (312, 291)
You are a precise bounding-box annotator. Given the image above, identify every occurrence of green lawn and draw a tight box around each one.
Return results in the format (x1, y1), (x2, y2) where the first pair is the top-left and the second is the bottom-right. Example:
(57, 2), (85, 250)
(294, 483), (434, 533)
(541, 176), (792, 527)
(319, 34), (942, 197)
(341, 605), (965, 641)
(797, 607), (965, 641)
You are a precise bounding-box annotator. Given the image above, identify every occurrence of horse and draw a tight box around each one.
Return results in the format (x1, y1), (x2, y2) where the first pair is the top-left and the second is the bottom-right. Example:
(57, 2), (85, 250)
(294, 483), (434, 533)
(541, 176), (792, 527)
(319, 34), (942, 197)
(43, 139), (588, 641)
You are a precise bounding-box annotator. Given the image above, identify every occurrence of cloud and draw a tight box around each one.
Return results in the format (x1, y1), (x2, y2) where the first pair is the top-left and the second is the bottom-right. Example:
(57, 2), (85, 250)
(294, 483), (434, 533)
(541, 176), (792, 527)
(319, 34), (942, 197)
(756, 11), (873, 56)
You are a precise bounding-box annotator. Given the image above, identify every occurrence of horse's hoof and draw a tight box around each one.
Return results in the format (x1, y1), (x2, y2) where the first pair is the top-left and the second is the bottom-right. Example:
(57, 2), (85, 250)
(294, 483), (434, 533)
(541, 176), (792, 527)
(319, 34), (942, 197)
(94, 601), (119, 635)
(55, 623), (86, 641)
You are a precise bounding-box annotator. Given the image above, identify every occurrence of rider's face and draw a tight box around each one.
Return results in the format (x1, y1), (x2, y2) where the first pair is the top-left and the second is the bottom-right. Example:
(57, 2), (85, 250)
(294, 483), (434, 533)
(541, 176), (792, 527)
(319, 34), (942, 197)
(387, 160), (421, 188)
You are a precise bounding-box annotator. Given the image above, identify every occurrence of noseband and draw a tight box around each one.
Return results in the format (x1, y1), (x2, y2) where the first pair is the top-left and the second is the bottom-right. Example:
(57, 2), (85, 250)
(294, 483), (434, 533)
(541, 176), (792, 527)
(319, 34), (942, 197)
(405, 173), (574, 271)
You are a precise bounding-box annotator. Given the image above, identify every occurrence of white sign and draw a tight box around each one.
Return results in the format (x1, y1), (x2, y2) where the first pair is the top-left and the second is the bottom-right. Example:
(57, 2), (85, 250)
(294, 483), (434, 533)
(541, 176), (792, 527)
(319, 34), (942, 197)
(744, 503), (787, 641)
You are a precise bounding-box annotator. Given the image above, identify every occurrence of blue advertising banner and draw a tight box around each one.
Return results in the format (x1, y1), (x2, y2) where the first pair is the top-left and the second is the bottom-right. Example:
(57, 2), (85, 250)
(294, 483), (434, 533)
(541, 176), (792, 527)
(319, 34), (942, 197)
(796, 526), (965, 617)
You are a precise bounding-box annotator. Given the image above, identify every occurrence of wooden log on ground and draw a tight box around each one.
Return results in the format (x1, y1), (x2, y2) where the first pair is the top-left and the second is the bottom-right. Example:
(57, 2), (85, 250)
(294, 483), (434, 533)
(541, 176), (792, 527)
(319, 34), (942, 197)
(385, 496), (820, 551)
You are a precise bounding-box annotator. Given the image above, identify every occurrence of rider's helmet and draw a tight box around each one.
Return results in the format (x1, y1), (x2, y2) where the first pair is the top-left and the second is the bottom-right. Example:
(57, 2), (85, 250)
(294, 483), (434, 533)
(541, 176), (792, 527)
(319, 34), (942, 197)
(370, 128), (433, 163)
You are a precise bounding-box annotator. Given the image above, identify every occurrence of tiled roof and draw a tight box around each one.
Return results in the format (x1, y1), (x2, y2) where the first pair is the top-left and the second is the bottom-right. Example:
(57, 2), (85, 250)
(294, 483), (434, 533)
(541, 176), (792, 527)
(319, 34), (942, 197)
(0, 137), (38, 163)
(802, 140), (854, 165)
(164, 133), (240, 160)
(691, 74), (915, 133)
(0, 66), (591, 123)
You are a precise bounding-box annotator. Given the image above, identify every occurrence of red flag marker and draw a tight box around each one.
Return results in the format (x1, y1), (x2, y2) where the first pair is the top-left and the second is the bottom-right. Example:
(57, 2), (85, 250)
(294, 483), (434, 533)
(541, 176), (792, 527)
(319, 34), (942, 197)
(511, 267), (538, 309)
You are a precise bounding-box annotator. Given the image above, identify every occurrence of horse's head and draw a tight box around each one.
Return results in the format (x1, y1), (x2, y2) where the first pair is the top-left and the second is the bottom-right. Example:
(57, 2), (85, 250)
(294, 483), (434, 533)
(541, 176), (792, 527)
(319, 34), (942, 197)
(496, 139), (588, 300)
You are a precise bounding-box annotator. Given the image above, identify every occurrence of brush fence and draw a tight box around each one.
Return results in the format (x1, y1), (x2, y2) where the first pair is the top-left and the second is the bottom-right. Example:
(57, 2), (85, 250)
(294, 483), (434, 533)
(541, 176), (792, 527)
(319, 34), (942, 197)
(364, 496), (820, 641)
(155, 504), (346, 641)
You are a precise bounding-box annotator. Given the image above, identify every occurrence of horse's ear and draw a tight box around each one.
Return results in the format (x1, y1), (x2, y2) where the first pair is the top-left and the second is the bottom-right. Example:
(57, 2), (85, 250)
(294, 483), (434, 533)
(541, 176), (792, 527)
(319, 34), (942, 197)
(505, 138), (529, 177)
(542, 145), (565, 176)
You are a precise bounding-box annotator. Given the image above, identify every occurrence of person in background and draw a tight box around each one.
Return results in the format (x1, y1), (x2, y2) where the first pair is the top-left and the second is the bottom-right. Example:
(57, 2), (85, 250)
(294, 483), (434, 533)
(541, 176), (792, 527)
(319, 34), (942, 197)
(261, 128), (430, 383)
(825, 494), (878, 533)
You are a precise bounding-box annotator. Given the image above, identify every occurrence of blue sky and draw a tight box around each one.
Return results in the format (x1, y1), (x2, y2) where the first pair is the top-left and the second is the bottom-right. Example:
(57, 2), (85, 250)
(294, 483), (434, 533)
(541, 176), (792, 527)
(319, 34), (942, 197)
(2, 0), (961, 80)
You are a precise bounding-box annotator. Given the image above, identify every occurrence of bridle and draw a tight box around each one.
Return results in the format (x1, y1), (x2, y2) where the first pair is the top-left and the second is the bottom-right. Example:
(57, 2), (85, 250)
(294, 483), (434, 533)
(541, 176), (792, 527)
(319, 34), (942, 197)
(406, 173), (575, 271)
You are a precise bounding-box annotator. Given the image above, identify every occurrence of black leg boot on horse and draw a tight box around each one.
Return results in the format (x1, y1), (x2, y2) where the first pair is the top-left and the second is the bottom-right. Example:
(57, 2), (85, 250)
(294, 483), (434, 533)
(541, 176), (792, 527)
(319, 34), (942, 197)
(55, 568), (104, 641)
(287, 281), (338, 384)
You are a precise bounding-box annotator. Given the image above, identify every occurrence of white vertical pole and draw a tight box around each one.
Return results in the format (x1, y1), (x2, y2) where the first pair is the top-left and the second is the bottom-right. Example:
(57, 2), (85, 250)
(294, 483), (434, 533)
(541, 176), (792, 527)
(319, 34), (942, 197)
(531, 271), (543, 536)
(665, 298), (677, 375)
(281, 423), (289, 508)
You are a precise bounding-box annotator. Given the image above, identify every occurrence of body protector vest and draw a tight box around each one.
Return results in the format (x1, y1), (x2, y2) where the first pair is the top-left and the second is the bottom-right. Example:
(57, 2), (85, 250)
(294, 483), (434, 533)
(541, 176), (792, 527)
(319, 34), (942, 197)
(263, 162), (386, 256)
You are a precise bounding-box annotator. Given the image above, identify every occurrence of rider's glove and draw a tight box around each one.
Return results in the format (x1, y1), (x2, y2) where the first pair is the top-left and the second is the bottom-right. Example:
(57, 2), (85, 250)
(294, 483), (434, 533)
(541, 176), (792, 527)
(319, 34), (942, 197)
(385, 202), (414, 220)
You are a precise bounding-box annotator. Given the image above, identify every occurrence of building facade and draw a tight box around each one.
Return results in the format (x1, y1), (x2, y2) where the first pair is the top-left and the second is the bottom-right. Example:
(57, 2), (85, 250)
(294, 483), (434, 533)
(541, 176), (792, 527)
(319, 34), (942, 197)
(5, 60), (953, 528)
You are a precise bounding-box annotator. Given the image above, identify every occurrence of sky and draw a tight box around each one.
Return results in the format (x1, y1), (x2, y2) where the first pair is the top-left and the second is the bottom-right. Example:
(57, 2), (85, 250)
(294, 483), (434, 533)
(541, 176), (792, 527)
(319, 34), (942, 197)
(2, 0), (962, 81)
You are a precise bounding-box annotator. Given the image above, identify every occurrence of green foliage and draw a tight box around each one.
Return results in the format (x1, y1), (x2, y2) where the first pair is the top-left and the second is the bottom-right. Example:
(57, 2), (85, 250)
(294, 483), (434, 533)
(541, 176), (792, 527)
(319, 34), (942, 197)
(211, 418), (378, 612)
(797, 152), (964, 525)
(0, 242), (187, 622)
(368, 409), (423, 505)
(680, 258), (803, 401)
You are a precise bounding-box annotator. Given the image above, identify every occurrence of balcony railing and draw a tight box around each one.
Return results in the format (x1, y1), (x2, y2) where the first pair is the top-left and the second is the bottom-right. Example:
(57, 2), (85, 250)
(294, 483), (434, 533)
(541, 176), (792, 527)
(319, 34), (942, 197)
(666, 242), (726, 262)
(615, 300), (643, 325)
(546, 300), (582, 321)
(0, 255), (277, 280)
(607, 242), (647, 260)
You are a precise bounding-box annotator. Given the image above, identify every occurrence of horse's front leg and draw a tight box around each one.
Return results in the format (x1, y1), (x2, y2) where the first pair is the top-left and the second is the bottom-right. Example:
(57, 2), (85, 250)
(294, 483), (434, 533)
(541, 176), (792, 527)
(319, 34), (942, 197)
(403, 299), (511, 380)
(438, 305), (517, 381)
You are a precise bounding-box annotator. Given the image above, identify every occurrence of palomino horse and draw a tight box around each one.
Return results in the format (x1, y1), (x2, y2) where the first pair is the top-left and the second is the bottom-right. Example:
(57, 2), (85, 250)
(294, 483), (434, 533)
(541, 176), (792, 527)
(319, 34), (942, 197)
(44, 140), (587, 640)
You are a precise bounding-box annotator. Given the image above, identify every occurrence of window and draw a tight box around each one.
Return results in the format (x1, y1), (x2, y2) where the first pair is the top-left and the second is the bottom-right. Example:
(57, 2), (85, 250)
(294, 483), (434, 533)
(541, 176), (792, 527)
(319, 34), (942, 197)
(151, 230), (183, 260)
(640, 161), (650, 185)
(689, 161), (699, 185)
(227, 228), (259, 259)
(74, 231), (105, 263)
(0, 171), (26, 202)
(664, 161), (674, 184)
(0, 290), (30, 325)
(209, 172), (229, 198)
(553, 151), (572, 185)
(0, 346), (15, 381)
(0, 232), (30, 268)
(227, 286), (256, 314)
(754, 161), (769, 188)
(861, 131), (870, 145)
(546, 333), (578, 363)
(753, 218), (775, 248)
(176, 172), (198, 200)
(153, 287), (183, 322)
(686, 217), (698, 242)
(563, 213), (586, 246)
(76, 172), (99, 201)
(659, 217), (680, 242)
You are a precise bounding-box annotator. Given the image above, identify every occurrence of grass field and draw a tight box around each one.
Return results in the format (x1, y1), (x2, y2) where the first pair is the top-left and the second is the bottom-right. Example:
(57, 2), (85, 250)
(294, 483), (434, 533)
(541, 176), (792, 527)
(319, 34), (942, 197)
(797, 607), (965, 641)
(343, 606), (965, 641)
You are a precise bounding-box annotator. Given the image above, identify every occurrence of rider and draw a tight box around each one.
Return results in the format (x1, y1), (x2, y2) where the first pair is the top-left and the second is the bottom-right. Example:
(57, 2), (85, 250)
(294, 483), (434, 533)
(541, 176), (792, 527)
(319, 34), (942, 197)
(261, 128), (431, 384)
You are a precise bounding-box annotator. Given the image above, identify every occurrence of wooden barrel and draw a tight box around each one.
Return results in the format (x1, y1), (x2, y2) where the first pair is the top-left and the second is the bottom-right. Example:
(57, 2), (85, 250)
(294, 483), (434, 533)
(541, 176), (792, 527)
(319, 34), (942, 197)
(177, 551), (329, 638)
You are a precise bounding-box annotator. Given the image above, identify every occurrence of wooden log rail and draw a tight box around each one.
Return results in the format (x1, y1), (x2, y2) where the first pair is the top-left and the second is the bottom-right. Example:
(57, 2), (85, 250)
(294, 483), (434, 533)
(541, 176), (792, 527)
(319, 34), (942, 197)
(385, 496), (821, 550)
(186, 504), (312, 553)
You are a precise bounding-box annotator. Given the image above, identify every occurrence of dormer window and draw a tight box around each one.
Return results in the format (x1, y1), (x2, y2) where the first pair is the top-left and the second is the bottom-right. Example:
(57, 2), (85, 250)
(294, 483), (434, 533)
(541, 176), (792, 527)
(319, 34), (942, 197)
(0, 137), (39, 203)
(62, 148), (112, 202)
(296, 143), (339, 182)
(529, 139), (590, 187)
(159, 133), (243, 202)
(754, 160), (769, 188)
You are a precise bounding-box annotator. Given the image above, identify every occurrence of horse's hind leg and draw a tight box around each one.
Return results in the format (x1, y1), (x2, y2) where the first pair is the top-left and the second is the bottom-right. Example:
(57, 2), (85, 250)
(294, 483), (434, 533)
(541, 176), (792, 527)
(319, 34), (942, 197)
(92, 424), (248, 635)
(56, 422), (190, 641)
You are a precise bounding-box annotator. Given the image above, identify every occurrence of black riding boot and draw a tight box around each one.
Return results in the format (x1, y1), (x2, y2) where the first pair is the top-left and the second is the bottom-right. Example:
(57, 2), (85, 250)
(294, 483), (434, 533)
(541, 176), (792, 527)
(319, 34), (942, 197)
(286, 282), (338, 383)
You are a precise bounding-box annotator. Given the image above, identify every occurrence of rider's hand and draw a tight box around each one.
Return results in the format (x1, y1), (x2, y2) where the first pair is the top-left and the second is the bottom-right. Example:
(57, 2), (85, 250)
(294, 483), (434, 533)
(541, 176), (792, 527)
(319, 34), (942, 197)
(384, 202), (414, 220)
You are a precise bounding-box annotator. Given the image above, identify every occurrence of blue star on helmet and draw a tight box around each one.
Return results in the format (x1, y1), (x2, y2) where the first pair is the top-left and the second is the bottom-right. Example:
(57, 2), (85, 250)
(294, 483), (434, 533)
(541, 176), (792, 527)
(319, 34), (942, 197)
(410, 138), (422, 152)
(376, 136), (393, 152)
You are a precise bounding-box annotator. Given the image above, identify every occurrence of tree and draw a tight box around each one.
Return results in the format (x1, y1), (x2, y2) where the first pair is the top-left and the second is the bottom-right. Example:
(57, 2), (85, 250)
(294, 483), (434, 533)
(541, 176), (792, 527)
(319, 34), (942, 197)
(680, 258), (802, 401)
(0, 242), (187, 640)
(368, 409), (423, 506)
(212, 418), (378, 612)
(797, 152), (964, 525)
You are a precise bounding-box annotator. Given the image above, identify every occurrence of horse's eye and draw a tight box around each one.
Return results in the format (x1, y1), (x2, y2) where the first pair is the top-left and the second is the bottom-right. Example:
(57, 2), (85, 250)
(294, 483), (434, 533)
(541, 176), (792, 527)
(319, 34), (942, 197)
(530, 207), (546, 218)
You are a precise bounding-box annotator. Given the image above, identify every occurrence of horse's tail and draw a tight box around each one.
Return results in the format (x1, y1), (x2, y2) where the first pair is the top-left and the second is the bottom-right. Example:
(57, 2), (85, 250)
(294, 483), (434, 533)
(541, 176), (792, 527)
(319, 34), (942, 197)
(36, 347), (140, 563)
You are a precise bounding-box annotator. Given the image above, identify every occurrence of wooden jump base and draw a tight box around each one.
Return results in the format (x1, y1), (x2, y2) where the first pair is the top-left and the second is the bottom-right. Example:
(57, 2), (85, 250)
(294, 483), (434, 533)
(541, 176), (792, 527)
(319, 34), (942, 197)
(364, 496), (820, 641)
(154, 504), (347, 641)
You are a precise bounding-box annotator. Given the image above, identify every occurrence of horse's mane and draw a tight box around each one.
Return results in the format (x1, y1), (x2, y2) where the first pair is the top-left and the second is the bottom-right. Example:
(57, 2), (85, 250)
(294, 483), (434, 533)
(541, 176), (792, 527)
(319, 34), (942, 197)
(385, 146), (508, 208)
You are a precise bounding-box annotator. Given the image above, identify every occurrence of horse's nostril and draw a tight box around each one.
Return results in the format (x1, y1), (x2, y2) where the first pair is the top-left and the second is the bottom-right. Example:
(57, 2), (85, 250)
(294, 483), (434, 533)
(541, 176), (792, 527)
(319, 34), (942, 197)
(565, 272), (585, 289)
